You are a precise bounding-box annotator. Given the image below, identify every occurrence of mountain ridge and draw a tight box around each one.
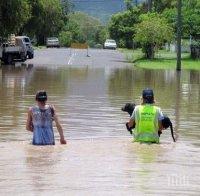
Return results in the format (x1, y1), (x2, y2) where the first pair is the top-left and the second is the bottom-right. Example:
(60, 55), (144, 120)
(71, 0), (145, 23)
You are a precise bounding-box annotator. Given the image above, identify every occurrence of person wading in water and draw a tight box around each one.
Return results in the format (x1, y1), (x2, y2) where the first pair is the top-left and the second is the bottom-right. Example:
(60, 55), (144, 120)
(26, 90), (66, 145)
(126, 88), (164, 143)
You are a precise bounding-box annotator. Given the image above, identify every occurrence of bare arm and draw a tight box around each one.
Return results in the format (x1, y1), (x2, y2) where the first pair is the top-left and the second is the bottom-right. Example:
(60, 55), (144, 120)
(158, 108), (164, 134)
(125, 119), (135, 134)
(26, 108), (33, 132)
(158, 120), (164, 136)
(52, 106), (66, 144)
(127, 108), (136, 129)
(128, 119), (135, 128)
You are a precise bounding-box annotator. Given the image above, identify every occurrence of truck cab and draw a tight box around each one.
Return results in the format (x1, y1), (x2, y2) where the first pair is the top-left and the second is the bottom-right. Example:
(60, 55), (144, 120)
(15, 36), (34, 59)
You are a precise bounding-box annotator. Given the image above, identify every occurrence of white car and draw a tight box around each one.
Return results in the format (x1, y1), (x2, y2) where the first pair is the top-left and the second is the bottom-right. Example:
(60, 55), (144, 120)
(104, 39), (117, 50)
(46, 37), (60, 48)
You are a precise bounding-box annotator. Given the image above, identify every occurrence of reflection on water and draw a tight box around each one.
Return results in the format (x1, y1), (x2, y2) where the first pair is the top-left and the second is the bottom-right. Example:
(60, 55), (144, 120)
(0, 64), (200, 195)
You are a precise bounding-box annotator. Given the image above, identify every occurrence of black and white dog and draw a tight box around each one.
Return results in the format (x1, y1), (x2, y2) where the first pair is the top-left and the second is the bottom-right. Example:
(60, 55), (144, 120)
(122, 103), (176, 142)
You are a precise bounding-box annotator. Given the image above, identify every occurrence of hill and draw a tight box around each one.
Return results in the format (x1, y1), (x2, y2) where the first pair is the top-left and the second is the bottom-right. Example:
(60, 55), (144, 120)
(70, 0), (145, 23)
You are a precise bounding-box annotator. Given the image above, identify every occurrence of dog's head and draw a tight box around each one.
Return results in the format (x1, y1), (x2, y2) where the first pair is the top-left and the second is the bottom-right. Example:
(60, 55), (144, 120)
(121, 103), (136, 116)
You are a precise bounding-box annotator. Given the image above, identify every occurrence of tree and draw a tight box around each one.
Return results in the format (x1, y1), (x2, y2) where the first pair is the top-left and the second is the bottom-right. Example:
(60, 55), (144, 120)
(134, 13), (174, 59)
(147, 0), (153, 11)
(59, 31), (72, 47)
(153, 0), (175, 13)
(109, 7), (141, 48)
(95, 27), (108, 45)
(60, 0), (73, 14)
(0, 0), (31, 38)
(124, 0), (134, 10)
(63, 12), (105, 46)
(182, 0), (200, 38)
(177, 0), (182, 71)
(63, 18), (83, 43)
(162, 0), (200, 38)
(23, 0), (65, 44)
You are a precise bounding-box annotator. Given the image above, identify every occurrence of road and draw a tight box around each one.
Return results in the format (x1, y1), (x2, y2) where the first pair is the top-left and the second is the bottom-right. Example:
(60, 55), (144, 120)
(26, 48), (131, 68)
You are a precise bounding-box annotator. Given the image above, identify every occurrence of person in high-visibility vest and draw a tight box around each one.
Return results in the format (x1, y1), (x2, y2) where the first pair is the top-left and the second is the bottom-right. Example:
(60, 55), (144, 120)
(126, 88), (164, 143)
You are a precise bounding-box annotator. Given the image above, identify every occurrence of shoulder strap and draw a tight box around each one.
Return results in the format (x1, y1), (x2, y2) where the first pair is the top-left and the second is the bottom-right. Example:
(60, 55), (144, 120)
(49, 105), (55, 117)
(31, 105), (38, 112)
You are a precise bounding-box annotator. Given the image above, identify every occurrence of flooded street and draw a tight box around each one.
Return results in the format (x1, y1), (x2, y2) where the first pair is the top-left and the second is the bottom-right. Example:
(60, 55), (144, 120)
(0, 48), (200, 195)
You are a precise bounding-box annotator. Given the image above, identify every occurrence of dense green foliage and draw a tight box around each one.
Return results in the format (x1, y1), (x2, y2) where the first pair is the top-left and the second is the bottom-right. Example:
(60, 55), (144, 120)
(108, 0), (200, 58)
(0, 0), (31, 38)
(23, 0), (66, 44)
(58, 31), (72, 47)
(0, 0), (69, 44)
(0, 0), (106, 46)
(152, 0), (175, 13)
(162, 0), (200, 38)
(60, 12), (107, 47)
(109, 7), (141, 48)
(1, 0), (199, 52)
(134, 13), (174, 59)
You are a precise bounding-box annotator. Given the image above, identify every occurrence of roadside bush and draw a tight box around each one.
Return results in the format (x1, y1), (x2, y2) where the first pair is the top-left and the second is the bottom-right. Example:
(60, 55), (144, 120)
(94, 43), (103, 49)
(59, 31), (72, 47)
(87, 40), (96, 47)
(118, 39), (126, 48)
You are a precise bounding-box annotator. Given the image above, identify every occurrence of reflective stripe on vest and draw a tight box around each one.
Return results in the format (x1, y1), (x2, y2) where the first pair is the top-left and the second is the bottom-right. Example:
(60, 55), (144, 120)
(134, 105), (159, 143)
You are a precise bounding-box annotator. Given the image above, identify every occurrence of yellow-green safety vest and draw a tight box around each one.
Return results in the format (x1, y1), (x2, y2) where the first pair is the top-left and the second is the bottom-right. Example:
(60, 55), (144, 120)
(134, 105), (159, 143)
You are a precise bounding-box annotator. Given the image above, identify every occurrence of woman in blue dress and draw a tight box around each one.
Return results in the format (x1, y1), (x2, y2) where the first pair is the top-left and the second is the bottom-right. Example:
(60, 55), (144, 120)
(26, 90), (66, 145)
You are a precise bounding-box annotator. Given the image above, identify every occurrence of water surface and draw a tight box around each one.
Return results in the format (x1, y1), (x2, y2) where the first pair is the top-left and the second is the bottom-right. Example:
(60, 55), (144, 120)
(0, 60), (199, 195)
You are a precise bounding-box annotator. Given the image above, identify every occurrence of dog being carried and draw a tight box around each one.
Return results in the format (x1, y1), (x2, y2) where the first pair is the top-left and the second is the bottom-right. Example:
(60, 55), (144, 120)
(122, 89), (176, 143)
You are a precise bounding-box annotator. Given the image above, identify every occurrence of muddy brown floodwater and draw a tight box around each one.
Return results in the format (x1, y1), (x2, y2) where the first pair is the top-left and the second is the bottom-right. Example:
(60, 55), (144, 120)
(0, 49), (200, 195)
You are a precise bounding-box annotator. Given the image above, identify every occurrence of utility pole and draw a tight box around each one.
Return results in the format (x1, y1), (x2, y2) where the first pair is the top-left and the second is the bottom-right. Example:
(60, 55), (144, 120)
(176, 0), (182, 71)
(147, 0), (152, 12)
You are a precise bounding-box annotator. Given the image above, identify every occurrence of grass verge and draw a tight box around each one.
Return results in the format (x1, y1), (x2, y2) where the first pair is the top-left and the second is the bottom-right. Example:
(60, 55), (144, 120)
(121, 48), (200, 70)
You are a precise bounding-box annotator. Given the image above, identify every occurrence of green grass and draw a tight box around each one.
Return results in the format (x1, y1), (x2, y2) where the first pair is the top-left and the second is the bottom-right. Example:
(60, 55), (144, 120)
(121, 48), (200, 70)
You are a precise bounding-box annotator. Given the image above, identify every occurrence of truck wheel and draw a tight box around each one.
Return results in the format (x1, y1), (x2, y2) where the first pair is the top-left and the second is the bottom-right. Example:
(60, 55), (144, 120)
(20, 53), (27, 62)
(7, 54), (13, 65)
(28, 53), (34, 59)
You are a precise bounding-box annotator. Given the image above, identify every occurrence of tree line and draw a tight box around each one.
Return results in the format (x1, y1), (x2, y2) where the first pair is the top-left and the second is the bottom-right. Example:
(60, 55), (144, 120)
(59, 12), (107, 47)
(1, 0), (199, 59)
(109, 0), (200, 58)
(0, 0), (107, 46)
(0, 0), (67, 44)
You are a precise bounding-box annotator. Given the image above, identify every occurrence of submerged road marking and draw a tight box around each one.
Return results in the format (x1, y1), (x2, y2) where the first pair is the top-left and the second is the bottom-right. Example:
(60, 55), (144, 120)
(68, 52), (75, 65)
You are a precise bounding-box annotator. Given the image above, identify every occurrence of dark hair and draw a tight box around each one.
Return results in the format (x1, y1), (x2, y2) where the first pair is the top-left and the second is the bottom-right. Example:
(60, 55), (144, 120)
(35, 90), (47, 102)
(142, 88), (154, 104)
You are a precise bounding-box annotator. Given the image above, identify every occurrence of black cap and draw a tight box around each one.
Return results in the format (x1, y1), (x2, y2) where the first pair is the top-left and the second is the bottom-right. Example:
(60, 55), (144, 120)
(142, 88), (154, 103)
(35, 90), (47, 102)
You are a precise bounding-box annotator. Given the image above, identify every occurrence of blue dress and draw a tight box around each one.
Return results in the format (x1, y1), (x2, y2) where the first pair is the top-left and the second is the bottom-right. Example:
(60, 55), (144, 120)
(31, 105), (55, 145)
